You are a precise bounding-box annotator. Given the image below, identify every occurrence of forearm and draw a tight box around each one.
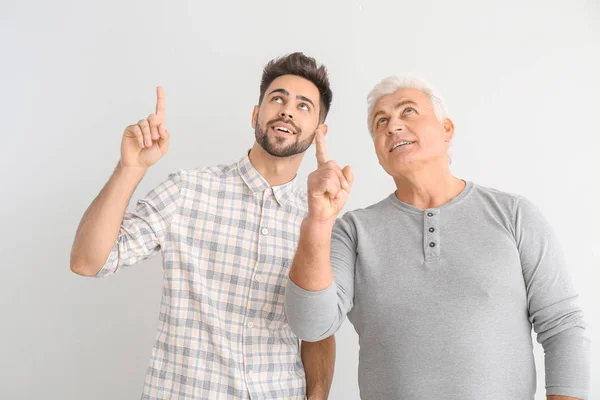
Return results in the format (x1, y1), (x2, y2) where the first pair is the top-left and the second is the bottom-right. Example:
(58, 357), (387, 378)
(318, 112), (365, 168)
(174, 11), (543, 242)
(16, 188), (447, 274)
(288, 218), (335, 291)
(542, 326), (590, 399)
(547, 396), (582, 400)
(302, 335), (336, 399)
(285, 218), (351, 342)
(70, 162), (146, 275)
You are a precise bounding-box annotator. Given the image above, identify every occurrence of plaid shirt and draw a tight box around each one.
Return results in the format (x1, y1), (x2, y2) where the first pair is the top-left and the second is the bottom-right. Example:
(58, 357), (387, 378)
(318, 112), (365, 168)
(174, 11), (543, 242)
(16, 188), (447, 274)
(97, 153), (309, 399)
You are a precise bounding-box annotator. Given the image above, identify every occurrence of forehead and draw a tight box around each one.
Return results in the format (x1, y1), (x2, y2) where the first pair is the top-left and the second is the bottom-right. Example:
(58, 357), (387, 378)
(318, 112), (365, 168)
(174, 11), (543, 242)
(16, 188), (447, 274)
(264, 75), (320, 100)
(372, 88), (431, 113)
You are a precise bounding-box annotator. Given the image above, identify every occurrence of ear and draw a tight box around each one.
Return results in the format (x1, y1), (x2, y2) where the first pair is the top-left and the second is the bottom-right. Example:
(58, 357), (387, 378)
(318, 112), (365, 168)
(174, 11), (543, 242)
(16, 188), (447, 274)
(313, 124), (328, 144)
(443, 118), (455, 142)
(251, 105), (259, 129)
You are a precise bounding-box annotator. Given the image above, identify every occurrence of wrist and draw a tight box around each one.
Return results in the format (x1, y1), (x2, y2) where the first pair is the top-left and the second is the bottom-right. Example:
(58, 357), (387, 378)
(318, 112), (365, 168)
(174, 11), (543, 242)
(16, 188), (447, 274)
(115, 161), (147, 183)
(303, 216), (336, 230)
(301, 217), (335, 242)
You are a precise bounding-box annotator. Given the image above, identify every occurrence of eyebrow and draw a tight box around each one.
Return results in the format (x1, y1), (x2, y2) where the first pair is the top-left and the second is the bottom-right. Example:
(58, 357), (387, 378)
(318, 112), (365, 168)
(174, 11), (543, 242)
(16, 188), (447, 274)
(268, 88), (315, 108)
(372, 100), (418, 122)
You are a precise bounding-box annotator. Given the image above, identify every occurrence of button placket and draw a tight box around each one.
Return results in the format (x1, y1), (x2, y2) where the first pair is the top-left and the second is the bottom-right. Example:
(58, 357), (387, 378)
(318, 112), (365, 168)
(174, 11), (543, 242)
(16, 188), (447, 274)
(424, 209), (441, 261)
(243, 189), (267, 386)
(259, 189), (271, 237)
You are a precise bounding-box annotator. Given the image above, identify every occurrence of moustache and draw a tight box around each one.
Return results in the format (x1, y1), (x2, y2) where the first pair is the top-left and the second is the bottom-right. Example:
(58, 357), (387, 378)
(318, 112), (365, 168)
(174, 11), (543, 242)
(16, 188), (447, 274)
(266, 118), (301, 135)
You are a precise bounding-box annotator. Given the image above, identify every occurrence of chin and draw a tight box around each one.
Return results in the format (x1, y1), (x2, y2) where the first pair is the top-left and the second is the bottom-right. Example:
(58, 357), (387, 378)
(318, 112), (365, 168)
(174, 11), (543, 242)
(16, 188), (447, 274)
(382, 157), (418, 175)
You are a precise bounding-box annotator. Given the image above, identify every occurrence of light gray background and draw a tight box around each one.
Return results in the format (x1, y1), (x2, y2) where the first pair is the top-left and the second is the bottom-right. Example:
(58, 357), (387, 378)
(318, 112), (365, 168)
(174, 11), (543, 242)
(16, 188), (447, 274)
(2, 0), (598, 399)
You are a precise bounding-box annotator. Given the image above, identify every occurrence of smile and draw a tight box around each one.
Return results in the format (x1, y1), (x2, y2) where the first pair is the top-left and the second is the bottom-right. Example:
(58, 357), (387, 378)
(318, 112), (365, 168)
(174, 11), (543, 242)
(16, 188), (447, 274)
(271, 123), (296, 135)
(390, 141), (414, 152)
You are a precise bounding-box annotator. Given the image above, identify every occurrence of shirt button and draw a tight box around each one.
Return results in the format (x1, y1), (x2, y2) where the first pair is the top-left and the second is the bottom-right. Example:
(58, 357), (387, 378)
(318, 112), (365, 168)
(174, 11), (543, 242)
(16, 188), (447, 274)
(261, 227), (268, 235)
(427, 212), (434, 217)
(247, 321), (254, 328)
(255, 274), (263, 283)
(429, 242), (436, 248)
(429, 227), (435, 233)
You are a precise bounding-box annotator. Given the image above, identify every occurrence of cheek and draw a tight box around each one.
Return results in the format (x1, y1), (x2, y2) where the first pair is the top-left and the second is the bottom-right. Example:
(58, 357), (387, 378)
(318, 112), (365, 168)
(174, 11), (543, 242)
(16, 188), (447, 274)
(415, 127), (443, 149)
(374, 138), (387, 161)
(299, 116), (319, 134)
(258, 104), (278, 122)
(428, 130), (449, 150)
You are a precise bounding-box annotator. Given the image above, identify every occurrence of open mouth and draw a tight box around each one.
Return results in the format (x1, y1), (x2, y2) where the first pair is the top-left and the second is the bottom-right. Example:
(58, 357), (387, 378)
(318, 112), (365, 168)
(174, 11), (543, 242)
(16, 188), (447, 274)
(390, 141), (415, 152)
(271, 123), (296, 135)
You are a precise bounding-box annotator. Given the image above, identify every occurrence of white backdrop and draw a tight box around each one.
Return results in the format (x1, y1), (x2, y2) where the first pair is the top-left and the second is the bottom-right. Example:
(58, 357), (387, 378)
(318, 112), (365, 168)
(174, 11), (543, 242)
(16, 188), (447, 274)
(1, 0), (598, 398)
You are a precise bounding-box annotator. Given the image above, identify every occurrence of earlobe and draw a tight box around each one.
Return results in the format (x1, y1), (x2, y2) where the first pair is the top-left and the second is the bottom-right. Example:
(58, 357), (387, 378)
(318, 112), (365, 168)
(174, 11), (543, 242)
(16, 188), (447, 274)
(443, 118), (455, 142)
(251, 106), (259, 129)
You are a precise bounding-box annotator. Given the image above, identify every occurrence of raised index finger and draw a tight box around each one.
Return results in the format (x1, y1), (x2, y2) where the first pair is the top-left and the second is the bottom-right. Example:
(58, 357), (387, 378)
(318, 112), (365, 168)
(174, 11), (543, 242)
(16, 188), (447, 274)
(155, 86), (166, 119)
(315, 129), (328, 167)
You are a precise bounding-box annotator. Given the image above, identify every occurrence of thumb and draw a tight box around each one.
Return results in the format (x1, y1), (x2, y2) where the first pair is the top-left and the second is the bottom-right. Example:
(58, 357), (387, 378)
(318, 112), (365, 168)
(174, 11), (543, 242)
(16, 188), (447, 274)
(342, 165), (354, 190)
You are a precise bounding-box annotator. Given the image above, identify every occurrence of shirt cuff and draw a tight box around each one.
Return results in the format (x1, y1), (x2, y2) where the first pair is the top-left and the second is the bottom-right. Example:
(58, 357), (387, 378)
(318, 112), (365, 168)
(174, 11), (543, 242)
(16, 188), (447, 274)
(284, 278), (338, 342)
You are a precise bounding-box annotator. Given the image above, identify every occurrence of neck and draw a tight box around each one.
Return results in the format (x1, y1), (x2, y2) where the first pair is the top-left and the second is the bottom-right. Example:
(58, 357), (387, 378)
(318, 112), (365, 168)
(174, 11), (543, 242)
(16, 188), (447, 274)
(248, 141), (304, 186)
(392, 159), (465, 210)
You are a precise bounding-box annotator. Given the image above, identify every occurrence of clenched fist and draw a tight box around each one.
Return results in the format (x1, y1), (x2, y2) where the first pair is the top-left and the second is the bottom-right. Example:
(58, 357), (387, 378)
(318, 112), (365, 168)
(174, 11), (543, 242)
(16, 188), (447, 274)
(307, 129), (354, 224)
(121, 86), (170, 169)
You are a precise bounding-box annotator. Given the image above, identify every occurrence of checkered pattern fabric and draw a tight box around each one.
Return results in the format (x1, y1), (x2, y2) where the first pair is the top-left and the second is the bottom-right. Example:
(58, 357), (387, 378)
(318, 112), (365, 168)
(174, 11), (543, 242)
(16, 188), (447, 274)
(97, 153), (309, 399)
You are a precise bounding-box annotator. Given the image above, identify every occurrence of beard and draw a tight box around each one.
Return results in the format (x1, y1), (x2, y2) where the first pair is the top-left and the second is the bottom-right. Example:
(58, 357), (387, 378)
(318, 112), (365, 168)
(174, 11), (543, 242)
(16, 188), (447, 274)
(255, 116), (316, 158)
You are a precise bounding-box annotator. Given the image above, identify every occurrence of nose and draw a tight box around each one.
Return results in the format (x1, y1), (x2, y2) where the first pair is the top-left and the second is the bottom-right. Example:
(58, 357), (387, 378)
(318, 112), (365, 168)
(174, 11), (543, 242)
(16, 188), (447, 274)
(386, 118), (404, 136)
(280, 104), (294, 120)
(280, 111), (293, 119)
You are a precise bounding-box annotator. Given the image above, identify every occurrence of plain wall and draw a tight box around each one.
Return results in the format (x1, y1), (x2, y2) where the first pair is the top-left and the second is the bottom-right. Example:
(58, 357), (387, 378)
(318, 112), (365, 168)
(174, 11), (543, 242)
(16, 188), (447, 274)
(1, 0), (598, 398)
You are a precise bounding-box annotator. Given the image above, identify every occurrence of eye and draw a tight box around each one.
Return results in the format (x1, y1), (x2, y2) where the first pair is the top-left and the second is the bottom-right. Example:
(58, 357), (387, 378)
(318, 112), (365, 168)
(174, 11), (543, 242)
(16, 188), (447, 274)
(403, 107), (415, 115)
(377, 117), (388, 125)
(299, 103), (309, 111)
(272, 96), (283, 103)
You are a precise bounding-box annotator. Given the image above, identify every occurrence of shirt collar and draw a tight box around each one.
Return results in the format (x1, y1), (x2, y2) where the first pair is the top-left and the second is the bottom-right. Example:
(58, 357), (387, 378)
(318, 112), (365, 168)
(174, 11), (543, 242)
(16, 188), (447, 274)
(237, 152), (298, 207)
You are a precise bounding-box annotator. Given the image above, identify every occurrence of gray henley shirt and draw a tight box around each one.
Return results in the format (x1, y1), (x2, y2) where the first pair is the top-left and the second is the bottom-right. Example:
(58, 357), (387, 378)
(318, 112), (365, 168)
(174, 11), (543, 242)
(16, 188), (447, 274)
(285, 181), (590, 399)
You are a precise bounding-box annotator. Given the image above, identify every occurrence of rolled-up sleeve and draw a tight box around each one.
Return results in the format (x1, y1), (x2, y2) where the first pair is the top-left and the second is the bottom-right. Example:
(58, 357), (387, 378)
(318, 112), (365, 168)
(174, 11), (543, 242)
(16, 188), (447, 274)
(96, 171), (183, 277)
(285, 213), (358, 342)
(515, 197), (591, 398)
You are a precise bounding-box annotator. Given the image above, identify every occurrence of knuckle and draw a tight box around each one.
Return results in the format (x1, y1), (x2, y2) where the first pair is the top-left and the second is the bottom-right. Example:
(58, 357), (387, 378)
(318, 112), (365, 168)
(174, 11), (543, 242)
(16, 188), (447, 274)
(325, 160), (339, 170)
(324, 171), (338, 181)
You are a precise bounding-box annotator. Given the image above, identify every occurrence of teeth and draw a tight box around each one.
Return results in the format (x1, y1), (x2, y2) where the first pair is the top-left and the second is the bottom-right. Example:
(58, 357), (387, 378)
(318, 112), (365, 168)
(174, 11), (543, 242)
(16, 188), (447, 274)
(391, 141), (412, 151)
(275, 127), (292, 133)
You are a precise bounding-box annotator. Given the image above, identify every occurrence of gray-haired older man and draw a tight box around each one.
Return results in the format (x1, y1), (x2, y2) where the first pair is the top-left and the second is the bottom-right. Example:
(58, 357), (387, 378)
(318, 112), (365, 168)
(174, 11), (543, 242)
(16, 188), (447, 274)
(283, 76), (591, 399)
